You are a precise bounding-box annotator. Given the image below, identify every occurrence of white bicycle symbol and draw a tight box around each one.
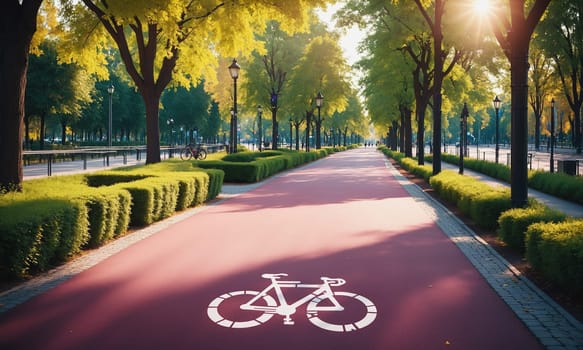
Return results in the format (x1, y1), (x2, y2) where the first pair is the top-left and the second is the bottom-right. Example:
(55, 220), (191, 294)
(207, 273), (377, 332)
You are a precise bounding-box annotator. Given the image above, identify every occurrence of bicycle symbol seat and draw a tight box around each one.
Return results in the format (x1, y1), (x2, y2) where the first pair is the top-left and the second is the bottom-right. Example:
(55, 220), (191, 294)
(207, 273), (377, 332)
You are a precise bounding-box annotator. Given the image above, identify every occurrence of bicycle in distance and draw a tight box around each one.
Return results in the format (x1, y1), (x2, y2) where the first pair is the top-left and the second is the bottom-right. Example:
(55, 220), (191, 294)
(207, 273), (377, 332)
(180, 143), (207, 160)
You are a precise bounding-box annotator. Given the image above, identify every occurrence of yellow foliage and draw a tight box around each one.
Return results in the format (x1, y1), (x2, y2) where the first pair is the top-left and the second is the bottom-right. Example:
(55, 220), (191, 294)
(57, 0), (333, 89)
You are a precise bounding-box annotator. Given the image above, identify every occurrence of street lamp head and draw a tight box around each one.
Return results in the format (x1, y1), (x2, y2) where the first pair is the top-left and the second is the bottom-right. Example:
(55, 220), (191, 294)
(257, 105), (262, 114)
(551, 98), (555, 108)
(107, 84), (115, 95)
(493, 95), (501, 110)
(230, 107), (234, 116)
(228, 58), (240, 80)
(315, 91), (324, 108)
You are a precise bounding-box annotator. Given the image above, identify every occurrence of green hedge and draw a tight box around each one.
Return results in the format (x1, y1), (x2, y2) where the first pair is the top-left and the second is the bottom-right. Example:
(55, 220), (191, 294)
(430, 170), (512, 230)
(399, 157), (433, 181)
(196, 149), (328, 183)
(0, 199), (88, 278)
(529, 171), (583, 205)
(440, 152), (582, 205)
(82, 188), (132, 248)
(440, 153), (511, 182)
(0, 160), (224, 279)
(19, 176), (132, 251)
(526, 220), (583, 295)
(498, 203), (567, 251)
(379, 145), (582, 297)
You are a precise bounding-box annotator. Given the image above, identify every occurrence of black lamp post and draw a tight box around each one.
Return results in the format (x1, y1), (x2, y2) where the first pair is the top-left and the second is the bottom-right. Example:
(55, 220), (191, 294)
(166, 118), (174, 157)
(459, 103), (468, 175)
(228, 58), (240, 153)
(493, 96), (501, 164)
(315, 91), (324, 149)
(229, 107), (234, 152)
(550, 98), (555, 173)
(257, 105), (263, 152)
(289, 117), (293, 150)
(107, 84), (114, 147)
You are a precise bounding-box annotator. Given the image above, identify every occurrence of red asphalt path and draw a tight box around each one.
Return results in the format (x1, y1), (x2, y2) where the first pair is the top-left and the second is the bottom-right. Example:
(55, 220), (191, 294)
(0, 148), (541, 350)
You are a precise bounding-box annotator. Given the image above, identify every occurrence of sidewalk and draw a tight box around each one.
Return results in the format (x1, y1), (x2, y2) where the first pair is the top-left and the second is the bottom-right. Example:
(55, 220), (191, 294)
(1, 148), (582, 349)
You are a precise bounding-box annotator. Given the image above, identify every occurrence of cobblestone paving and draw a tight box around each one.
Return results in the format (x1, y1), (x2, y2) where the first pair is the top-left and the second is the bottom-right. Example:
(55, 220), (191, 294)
(385, 160), (583, 350)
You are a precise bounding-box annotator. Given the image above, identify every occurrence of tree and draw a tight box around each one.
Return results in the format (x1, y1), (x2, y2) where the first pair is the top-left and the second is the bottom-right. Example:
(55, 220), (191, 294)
(490, 0), (551, 207)
(537, 0), (583, 154)
(0, 0), (44, 191)
(286, 35), (351, 151)
(59, 0), (332, 162)
(161, 83), (212, 144)
(244, 21), (311, 150)
(527, 45), (555, 151)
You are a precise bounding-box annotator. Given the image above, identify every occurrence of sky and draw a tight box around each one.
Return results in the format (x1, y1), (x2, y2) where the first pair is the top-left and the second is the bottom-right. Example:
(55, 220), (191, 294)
(317, 2), (367, 67)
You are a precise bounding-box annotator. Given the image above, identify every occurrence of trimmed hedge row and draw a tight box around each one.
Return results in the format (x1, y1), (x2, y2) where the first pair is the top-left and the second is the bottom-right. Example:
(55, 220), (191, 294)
(429, 170), (512, 230)
(379, 146), (512, 230)
(529, 171), (583, 205)
(526, 220), (583, 295)
(0, 162), (224, 278)
(195, 148), (339, 183)
(439, 153), (582, 205)
(0, 199), (88, 277)
(378, 145), (582, 296)
(497, 204), (567, 251)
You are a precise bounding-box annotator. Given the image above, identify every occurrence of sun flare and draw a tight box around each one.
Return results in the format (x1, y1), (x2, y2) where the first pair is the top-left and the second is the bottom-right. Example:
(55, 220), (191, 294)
(472, 0), (493, 14)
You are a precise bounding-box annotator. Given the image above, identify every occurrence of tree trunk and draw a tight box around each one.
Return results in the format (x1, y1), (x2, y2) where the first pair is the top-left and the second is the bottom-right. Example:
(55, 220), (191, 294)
(271, 108), (278, 150)
(0, 1), (42, 191)
(143, 90), (161, 164)
(575, 108), (582, 153)
(401, 105), (413, 157)
(431, 0), (444, 175)
(416, 108), (425, 164)
(295, 122), (300, 151)
(510, 36), (530, 208)
(305, 111), (311, 152)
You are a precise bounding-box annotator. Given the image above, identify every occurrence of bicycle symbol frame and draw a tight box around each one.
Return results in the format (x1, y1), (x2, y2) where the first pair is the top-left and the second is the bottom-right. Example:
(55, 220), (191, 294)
(207, 273), (377, 332)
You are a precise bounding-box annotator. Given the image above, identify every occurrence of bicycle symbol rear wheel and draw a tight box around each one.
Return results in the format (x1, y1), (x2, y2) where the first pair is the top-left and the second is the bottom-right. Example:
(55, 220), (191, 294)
(207, 290), (277, 328)
(306, 291), (377, 332)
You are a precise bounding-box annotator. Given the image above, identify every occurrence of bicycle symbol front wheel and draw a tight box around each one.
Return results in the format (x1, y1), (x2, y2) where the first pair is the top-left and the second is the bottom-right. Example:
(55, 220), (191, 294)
(306, 291), (377, 332)
(207, 290), (277, 329)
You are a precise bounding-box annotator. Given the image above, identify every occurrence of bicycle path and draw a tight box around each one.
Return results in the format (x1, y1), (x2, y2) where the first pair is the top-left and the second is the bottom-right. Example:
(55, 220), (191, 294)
(0, 148), (580, 349)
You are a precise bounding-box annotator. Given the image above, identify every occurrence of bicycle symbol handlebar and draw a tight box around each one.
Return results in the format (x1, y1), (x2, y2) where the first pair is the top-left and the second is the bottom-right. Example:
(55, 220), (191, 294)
(207, 273), (377, 332)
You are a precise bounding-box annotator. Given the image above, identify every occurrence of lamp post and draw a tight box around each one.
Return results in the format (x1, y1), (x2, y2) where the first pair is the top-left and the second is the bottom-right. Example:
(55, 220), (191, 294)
(493, 95), (501, 164)
(289, 117), (293, 149)
(257, 105), (263, 152)
(166, 117), (174, 157)
(107, 84), (114, 147)
(459, 103), (468, 175)
(229, 108), (234, 152)
(550, 98), (555, 173)
(315, 91), (324, 149)
(228, 58), (240, 153)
